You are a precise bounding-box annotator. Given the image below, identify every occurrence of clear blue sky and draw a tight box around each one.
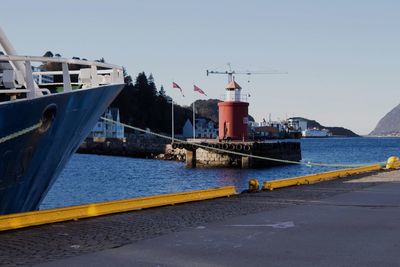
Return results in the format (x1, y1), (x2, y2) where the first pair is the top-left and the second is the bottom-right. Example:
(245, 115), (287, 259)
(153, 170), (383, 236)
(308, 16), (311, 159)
(2, 0), (400, 134)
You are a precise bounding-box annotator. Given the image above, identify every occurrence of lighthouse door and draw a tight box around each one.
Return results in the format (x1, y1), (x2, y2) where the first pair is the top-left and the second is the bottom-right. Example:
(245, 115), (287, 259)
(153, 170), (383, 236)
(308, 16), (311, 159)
(224, 122), (230, 139)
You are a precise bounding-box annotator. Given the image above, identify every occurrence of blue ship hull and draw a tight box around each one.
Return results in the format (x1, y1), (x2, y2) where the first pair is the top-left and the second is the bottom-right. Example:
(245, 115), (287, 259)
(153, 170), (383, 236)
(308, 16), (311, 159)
(0, 84), (124, 215)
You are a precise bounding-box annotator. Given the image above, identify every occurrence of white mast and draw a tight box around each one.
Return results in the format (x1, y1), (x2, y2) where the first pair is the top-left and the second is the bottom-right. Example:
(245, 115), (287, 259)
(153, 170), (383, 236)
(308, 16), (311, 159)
(0, 26), (26, 76)
(0, 26), (40, 96)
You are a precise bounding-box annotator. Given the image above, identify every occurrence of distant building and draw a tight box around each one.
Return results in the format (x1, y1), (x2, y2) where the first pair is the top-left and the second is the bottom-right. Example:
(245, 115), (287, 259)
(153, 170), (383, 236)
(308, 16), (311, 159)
(182, 117), (218, 139)
(287, 118), (308, 131)
(249, 118), (286, 139)
(90, 108), (124, 139)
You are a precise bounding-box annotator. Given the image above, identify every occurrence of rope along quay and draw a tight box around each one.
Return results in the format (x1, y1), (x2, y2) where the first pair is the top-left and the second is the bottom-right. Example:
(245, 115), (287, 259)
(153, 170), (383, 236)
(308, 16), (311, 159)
(101, 117), (386, 169)
(0, 121), (43, 144)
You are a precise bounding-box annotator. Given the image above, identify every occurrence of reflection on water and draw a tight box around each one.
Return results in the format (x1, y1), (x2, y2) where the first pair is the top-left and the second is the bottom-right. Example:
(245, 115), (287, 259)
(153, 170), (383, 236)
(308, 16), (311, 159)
(41, 137), (400, 209)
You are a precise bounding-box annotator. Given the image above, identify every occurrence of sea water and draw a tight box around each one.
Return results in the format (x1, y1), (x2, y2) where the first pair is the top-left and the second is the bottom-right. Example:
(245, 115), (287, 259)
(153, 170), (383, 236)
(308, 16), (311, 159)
(40, 137), (400, 209)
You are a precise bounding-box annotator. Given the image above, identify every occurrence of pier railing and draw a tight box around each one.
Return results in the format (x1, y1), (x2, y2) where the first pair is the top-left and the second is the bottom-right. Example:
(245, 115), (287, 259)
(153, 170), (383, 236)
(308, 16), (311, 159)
(0, 54), (124, 101)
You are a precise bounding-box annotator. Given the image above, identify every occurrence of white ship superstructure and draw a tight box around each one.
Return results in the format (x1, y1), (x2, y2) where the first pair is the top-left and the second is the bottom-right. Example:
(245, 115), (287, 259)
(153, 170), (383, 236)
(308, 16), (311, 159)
(302, 128), (332, 138)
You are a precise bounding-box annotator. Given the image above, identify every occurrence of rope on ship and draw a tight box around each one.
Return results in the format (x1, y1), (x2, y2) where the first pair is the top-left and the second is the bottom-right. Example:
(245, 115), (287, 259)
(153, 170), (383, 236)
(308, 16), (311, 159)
(0, 121), (42, 144)
(101, 117), (387, 169)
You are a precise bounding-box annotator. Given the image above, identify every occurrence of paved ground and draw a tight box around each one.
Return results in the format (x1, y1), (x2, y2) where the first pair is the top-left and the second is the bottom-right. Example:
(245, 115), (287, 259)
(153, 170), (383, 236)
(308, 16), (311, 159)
(1, 170), (399, 266)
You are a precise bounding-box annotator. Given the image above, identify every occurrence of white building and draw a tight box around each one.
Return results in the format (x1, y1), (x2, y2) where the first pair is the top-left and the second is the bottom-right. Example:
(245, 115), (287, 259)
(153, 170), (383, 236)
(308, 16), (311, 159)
(287, 118), (308, 131)
(182, 117), (218, 139)
(90, 108), (124, 139)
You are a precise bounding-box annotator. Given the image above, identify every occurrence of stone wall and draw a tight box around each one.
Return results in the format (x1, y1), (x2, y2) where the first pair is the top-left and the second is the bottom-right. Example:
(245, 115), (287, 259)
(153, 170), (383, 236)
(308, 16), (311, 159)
(78, 138), (302, 169)
(156, 144), (186, 161)
(78, 135), (168, 159)
(195, 148), (240, 167)
(184, 141), (301, 168)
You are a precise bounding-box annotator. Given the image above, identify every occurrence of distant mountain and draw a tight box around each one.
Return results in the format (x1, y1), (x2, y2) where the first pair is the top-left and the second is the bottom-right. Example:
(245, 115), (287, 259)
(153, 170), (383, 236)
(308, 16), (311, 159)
(370, 104), (400, 136)
(193, 99), (255, 122)
(290, 117), (359, 137)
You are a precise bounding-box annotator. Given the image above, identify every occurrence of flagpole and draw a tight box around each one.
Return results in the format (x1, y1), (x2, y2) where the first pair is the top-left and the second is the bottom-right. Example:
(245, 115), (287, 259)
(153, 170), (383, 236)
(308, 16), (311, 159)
(171, 99), (174, 143)
(193, 100), (196, 139)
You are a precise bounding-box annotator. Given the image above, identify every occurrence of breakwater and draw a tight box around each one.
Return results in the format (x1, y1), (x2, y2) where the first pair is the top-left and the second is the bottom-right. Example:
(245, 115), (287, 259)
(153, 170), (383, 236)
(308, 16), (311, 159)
(78, 137), (301, 168)
(171, 141), (301, 168)
(78, 136), (169, 159)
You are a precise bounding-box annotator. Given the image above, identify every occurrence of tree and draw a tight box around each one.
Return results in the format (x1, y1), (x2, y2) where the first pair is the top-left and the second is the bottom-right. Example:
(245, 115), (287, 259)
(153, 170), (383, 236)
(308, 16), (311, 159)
(43, 51), (53, 57)
(110, 72), (208, 135)
(147, 73), (157, 97)
(40, 51), (60, 80)
(123, 67), (133, 85)
(148, 73), (154, 84)
(159, 85), (166, 97)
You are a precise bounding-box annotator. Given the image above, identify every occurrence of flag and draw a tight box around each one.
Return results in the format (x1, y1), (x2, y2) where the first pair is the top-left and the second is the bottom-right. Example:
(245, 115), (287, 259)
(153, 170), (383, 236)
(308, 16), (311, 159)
(172, 82), (184, 97)
(193, 85), (207, 96)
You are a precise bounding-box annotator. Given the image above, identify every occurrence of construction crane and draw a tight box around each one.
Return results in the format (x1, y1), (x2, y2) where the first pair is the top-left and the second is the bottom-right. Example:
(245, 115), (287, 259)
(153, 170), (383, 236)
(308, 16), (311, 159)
(206, 63), (288, 83)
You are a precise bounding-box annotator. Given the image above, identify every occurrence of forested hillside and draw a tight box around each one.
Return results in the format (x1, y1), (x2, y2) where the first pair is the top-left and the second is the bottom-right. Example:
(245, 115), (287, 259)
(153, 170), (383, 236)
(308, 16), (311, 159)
(111, 72), (194, 134)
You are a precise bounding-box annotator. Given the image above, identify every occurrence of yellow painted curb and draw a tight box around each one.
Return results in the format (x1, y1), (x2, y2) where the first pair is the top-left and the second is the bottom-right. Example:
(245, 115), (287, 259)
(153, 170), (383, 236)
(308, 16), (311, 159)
(263, 164), (382, 191)
(0, 186), (237, 232)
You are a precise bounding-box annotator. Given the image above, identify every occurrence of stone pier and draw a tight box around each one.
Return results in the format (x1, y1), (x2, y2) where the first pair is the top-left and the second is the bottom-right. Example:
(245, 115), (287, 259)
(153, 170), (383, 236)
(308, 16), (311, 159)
(185, 149), (196, 168)
(183, 141), (301, 168)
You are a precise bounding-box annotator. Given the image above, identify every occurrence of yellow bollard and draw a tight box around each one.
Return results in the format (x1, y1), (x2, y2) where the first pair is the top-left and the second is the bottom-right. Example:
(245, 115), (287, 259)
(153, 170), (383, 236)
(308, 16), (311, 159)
(386, 156), (400, 169)
(248, 179), (260, 192)
(262, 181), (271, 191)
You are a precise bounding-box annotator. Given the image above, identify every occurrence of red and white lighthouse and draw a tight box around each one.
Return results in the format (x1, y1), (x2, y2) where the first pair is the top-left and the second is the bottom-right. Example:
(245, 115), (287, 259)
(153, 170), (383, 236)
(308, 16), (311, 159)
(218, 80), (249, 140)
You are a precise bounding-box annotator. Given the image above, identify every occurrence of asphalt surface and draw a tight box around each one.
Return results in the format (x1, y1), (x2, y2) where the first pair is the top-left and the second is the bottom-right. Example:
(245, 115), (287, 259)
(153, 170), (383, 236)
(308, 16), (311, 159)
(1, 170), (399, 266)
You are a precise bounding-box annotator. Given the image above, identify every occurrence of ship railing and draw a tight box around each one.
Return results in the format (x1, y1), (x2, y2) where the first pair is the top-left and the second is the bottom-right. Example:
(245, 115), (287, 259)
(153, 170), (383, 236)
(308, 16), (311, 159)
(0, 55), (124, 100)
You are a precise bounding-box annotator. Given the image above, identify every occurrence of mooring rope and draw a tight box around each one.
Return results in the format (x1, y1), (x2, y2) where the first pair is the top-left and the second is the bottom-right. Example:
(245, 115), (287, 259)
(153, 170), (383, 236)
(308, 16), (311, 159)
(0, 121), (43, 144)
(0, 117), (385, 168)
(101, 117), (386, 168)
